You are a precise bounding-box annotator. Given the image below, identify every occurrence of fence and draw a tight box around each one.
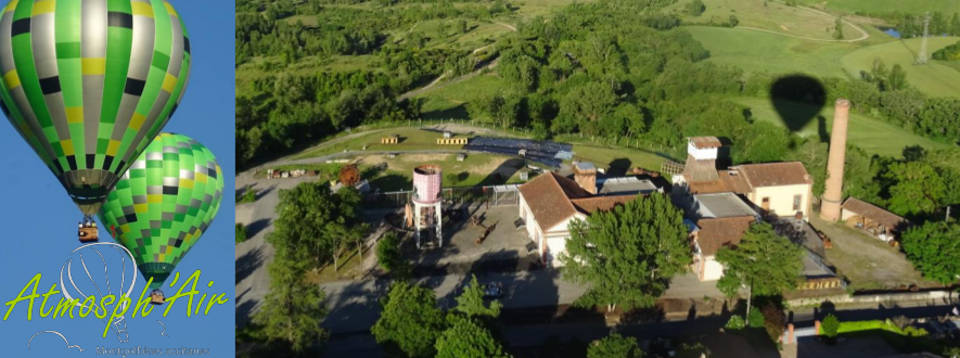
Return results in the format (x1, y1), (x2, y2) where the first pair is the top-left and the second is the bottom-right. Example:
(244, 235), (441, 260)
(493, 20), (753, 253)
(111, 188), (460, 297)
(363, 184), (520, 208)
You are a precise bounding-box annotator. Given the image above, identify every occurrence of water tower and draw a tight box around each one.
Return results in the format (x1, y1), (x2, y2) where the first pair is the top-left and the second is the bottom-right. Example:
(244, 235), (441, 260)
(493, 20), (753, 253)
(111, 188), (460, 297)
(411, 165), (443, 248)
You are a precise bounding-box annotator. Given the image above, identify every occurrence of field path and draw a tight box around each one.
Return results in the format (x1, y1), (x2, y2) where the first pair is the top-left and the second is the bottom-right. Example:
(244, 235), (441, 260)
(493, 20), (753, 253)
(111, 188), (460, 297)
(739, 5), (869, 43)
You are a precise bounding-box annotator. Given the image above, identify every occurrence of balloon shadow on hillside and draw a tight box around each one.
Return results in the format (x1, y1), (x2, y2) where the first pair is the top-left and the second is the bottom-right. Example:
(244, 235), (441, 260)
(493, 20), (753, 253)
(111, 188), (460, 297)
(769, 75), (827, 133)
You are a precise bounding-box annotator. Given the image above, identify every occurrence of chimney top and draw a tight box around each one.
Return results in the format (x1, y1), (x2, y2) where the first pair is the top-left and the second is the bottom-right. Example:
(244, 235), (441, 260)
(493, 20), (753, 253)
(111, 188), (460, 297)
(573, 162), (598, 195)
(574, 161), (597, 173)
(688, 136), (722, 149)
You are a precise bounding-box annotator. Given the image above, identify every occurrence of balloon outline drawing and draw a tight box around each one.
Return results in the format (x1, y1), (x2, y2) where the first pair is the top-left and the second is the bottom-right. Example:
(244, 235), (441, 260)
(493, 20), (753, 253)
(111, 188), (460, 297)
(26, 330), (83, 353)
(59, 242), (138, 342)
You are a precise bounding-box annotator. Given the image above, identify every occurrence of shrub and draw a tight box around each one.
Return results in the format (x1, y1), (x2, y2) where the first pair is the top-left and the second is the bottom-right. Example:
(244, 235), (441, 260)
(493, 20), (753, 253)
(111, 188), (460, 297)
(684, 0), (705, 16)
(725, 315), (746, 330)
(236, 223), (248, 243)
(932, 40), (960, 61)
(377, 232), (410, 277)
(239, 188), (257, 203)
(748, 308), (765, 328)
(821, 314), (839, 339)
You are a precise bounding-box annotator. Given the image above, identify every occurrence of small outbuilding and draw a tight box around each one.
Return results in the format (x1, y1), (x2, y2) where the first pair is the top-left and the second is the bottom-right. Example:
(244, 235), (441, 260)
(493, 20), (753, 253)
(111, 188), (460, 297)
(841, 197), (907, 242)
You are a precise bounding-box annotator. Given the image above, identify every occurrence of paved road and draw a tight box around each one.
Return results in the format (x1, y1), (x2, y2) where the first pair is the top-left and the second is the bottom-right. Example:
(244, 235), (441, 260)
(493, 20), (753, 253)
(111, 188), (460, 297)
(321, 269), (722, 334)
(320, 300), (959, 358)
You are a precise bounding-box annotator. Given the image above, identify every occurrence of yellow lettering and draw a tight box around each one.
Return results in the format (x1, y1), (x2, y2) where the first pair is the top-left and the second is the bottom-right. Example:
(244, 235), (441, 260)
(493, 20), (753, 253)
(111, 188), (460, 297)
(38, 284), (60, 318)
(3, 273), (42, 321)
(163, 270), (200, 318)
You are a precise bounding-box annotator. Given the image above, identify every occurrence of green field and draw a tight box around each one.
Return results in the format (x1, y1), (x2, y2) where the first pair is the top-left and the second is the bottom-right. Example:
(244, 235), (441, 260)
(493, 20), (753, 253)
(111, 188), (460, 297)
(799, 0), (960, 16)
(733, 97), (952, 157)
(675, 0), (861, 41)
(841, 37), (960, 98)
(685, 26), (859, 78)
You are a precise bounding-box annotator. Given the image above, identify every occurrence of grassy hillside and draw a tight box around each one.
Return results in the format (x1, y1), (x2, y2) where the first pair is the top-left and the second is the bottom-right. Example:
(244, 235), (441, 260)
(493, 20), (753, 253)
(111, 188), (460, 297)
(733, 97), (952, 157)
(799, 0), (960, 16)
(841, 37), (960, 98)
(685, 26), (856, 78)
(676, 0), (861, 41)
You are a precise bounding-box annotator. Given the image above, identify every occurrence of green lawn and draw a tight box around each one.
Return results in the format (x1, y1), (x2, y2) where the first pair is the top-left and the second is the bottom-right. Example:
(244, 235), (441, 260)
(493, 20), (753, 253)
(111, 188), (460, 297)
(733, 96), (952, 157)
(292, 127), (465, 159)
(570, 143), (668, 175)
(685, 26), (859, 78)
(841, 36), (960, 98)
(799, 0), (960, 16)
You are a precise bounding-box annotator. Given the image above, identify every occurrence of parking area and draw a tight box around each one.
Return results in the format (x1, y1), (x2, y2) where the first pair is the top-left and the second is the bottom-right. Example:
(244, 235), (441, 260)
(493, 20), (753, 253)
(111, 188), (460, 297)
(408, 204), (540, 275)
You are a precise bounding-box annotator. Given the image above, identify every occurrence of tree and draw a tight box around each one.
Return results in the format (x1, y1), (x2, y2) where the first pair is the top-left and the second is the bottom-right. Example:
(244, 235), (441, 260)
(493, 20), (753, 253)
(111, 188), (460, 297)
(728, 14), (739, 27)
(684, 0), (705, 16)
(833, 17), (844, 39)
(455, 274), (503, 319)
(888, 64), (907, 91)
(901, 220), (960, 284)
(270, 182), (366, 271)
(377, 232), (411, 277)
(884, 160), (946, 217)
(371, 282), (447, 358)
(252, 258), (329, 355)
(558, 81), (618, 131)
(821, 313), (840, 341)
(434, 315), (511, 358)
(559, 194), (691, 313)
(716, 222), (804, 318)
(587, 333), (644, 358)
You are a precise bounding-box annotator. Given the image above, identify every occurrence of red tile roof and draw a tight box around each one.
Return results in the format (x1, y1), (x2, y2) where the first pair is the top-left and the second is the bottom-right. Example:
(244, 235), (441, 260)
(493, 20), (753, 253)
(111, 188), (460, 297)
(519, 172), (638, 232)
(732, 162), (812, 187)
(688, 162), (811, 194)
(842, 197), (907, 230)
(518, 172), (582, 232)
(571, 195), (637, 214)
(696, 216), (755, 256)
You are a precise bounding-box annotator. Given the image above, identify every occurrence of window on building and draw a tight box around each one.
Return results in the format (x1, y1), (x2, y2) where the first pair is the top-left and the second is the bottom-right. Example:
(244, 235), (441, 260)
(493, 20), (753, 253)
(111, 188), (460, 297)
(793, 194), (801, 211)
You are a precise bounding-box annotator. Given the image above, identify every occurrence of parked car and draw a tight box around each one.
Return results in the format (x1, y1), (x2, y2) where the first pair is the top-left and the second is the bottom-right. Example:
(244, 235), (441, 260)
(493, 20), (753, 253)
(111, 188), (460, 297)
(483, 282), (503, 299)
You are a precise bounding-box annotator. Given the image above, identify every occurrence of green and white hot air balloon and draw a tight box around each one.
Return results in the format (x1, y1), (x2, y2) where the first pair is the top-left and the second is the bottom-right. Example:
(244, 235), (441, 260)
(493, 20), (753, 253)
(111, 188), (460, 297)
(0, 0), (191, 237)
(98, 133), (222, 304)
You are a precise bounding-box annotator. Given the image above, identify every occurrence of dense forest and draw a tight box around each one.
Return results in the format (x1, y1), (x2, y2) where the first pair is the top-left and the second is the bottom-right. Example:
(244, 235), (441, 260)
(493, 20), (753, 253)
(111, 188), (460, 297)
(235, 0), (960, 220)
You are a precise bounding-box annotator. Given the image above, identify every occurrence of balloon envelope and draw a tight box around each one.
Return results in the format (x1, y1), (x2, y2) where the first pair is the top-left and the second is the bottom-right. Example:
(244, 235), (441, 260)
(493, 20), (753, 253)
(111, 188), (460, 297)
(98, 133), (221, 291)
(0, 0), (191, 215)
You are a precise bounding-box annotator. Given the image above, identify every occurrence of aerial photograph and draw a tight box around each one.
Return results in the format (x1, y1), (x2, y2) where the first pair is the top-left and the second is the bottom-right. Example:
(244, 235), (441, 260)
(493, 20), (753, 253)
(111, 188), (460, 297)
(234, 0), (960, 357)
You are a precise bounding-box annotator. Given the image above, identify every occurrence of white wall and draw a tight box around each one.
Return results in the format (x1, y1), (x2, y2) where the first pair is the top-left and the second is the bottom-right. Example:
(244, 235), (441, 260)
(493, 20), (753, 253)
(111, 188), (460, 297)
(701, 256), (724, 281)
(749, 183), (811, 218)
(688, 141), (718, 160)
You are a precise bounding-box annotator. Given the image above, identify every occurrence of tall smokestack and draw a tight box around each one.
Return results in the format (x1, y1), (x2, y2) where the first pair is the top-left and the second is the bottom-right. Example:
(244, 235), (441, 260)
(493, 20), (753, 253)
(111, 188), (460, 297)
(820, 98), (850, 222)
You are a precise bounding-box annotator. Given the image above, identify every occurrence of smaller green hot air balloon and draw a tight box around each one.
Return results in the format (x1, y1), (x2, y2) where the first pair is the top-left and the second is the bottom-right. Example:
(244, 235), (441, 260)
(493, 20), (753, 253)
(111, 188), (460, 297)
(98, 133), (222, 304)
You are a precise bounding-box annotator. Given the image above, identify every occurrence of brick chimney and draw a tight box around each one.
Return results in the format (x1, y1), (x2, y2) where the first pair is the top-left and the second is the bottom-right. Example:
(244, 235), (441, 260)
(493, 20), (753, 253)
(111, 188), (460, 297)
(573, 161), (597, 195)
(821, 99), (850, 222)
(683, 137), (722, 183)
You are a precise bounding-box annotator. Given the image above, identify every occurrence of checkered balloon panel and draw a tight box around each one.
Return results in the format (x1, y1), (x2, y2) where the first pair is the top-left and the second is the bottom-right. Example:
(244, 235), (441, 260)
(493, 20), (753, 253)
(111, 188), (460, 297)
(98, 133), (221, 290)
(0, 0), (190, 215)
